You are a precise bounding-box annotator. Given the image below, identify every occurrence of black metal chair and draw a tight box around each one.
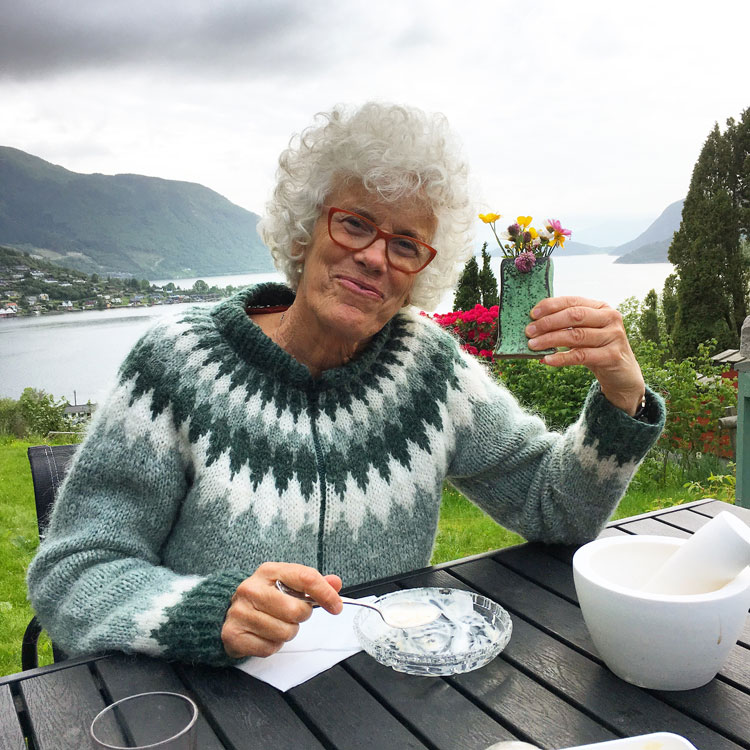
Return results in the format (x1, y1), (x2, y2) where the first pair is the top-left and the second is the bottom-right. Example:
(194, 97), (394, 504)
(22, 444), (78, 670)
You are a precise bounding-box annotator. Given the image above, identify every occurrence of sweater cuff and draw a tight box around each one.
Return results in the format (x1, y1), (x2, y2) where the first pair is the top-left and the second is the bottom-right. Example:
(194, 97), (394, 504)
(581, 383), (666, 466)
(151, 570), (251, 666)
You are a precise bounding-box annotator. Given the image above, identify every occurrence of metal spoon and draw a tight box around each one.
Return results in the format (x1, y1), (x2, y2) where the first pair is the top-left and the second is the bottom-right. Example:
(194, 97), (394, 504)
(275, 580), (441, 628)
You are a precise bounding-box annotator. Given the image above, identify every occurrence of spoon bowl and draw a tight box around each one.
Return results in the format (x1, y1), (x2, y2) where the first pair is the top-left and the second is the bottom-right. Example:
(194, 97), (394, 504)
(275, 580), (441, 628)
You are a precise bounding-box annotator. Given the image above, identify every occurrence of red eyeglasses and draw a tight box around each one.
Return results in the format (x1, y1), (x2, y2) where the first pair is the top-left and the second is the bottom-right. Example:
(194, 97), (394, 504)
(326, 207), (437, 274)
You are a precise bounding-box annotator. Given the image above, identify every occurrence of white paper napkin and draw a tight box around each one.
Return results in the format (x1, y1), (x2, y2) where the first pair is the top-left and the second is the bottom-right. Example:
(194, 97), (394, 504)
(234, 596), (376, 691)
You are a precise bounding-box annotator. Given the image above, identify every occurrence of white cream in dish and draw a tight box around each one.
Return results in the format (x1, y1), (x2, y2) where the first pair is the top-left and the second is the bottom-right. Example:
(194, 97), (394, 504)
(381, 601), (441, 628)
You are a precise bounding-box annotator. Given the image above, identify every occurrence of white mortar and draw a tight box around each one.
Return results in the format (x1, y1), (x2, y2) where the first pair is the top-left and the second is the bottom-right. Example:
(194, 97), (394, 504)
(573, 535), (750, 690)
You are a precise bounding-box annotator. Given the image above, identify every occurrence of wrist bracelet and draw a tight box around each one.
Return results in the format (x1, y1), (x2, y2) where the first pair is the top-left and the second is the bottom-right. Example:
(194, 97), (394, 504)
(633, 393), (648, 421)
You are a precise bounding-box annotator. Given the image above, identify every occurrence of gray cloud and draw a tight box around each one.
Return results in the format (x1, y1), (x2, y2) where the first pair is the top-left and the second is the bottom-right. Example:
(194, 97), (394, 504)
(0, 0), (332, 80)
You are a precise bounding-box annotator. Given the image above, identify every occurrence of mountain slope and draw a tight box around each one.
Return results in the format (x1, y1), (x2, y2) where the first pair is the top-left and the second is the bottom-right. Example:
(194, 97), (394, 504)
(612, 199), (684, 263)
(0, 146), (273, 278)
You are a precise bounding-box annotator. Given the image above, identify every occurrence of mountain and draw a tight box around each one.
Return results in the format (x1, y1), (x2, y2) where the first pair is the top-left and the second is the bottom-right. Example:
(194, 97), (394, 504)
(560, 240), (611, 256)
(613, 199), (684, 264)
(0, 146), (274, 278)
(614, 239), (671, 264)
(486, 239), (608, 257)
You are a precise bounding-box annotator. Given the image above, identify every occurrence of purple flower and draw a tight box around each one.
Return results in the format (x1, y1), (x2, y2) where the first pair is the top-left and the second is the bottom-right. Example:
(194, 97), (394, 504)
(507, 223), (521, 237)
(514, 251), (536, 273)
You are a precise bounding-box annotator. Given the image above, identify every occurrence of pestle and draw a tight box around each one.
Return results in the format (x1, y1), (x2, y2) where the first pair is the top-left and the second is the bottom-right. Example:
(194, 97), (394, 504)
(641, 511), (750, 595)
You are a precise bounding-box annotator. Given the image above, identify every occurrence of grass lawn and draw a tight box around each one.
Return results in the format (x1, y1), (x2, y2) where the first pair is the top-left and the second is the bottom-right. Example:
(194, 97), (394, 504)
(0, 440), (54, 676)
(0, 438), (717, 677)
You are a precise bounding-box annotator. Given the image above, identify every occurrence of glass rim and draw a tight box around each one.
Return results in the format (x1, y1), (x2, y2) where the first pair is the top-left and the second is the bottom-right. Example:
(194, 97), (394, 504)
(325, 205), (437, 274)
(90, 690), (199, 750)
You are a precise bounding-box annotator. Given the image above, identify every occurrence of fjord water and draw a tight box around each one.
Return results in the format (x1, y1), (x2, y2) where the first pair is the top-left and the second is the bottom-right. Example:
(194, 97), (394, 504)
(0, 255), (673, 404)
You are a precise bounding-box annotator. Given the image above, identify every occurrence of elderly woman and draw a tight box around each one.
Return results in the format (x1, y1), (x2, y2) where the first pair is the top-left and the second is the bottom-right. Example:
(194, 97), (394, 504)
(28, 102), (665, 665)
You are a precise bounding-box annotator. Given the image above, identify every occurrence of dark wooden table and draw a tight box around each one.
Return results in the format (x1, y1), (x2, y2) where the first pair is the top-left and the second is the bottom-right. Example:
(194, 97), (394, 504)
(2, 499), (749, 750)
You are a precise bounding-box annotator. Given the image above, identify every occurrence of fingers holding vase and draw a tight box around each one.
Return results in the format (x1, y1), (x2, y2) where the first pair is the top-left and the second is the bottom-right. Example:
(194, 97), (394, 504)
(525, 295), (646, 417)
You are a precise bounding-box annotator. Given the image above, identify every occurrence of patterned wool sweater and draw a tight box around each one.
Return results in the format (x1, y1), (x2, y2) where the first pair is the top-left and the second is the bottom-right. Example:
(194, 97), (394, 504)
(27, 283), (665, 666)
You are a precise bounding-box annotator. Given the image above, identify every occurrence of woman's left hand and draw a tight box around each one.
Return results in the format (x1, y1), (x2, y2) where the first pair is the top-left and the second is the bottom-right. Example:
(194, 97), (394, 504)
(525, 296), (646, 416)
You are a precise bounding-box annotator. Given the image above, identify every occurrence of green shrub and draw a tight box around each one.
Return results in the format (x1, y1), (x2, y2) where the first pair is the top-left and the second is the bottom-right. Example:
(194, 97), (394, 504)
(492, 358), (594, 430)
(0, 399), (25, 438)
(17, 388), (70, 437)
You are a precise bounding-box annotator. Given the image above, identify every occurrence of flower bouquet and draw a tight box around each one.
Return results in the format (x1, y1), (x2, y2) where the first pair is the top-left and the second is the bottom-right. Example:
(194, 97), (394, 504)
(479, 213), (571, 358)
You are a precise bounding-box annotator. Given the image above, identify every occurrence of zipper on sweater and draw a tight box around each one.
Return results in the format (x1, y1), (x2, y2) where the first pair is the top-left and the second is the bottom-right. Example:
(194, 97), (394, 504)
(309, 394), (327, 571)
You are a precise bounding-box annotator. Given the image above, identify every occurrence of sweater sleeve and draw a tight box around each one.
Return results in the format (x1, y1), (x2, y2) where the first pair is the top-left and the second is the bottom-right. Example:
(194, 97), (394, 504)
(446, 349), (666, 544)
(26, 323), (249, 666)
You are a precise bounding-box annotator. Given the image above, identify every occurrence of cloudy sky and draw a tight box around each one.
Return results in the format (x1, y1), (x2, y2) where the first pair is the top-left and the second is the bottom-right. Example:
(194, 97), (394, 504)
(1, 0), (748, 246)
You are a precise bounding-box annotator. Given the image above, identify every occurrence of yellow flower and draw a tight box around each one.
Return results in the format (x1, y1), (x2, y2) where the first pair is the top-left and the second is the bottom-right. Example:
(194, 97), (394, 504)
(517, 215), (532, 228)
(528, 227), (538, 239)
(479, 212), (501, 223)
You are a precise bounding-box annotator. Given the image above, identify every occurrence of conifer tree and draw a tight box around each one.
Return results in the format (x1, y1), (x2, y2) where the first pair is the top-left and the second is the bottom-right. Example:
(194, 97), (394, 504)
(453, 255), (481, 311)
(669, 110), (749, 358)
(639, 289), (660, 345)
(478, 242), (500, 307)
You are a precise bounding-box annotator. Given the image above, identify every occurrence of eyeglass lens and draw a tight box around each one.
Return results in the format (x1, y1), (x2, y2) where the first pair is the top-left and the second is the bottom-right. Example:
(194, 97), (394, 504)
(329, 210), (433, 272)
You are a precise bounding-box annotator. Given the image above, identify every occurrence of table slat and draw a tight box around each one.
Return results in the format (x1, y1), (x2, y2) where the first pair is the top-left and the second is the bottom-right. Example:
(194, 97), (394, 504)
(449, 557), (596, 652)
(651, 508), (719, 533)
(343, 652), (517, 750)
(451, 653), (618, 748)
(179, 663), (326, 749)
(691, 501), (750, 523)
(287, 666), (429, 749)
(615, 518), (692, 537)
(654, 680), (750, 749)
(19, 664), (108, 750)
(494, 543), (578, 601)
(0, 686), (25, 750)
(597, 526), (632, 538)
(95, 654), (224, 749)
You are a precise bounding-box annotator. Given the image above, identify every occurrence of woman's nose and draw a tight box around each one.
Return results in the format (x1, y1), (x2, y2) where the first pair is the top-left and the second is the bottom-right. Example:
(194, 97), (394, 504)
(353, 238), (389, 271)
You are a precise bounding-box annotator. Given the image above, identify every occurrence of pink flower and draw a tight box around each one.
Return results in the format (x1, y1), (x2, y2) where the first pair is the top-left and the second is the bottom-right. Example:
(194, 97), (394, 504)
(546, 219), (571, 237)
(514, 251), (537, 273)
(479, 349), (494, 359)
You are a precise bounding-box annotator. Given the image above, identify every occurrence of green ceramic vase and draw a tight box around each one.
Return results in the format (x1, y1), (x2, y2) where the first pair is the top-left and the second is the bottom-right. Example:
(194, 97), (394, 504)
(493, 257), (556, 359)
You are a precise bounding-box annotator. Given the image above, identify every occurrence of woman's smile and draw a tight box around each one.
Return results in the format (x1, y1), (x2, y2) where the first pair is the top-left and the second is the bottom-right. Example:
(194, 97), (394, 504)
(334, 273), (384, 300)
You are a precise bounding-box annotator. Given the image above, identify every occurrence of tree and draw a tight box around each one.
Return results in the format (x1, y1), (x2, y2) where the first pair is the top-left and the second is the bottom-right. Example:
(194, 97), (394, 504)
(662, 273), (678, 341)
(453, 256), (481, 311)
(478, 243), (500, 307)
(639, 289), (660, 345)
(669, 111), (750, 358)
(18, 388), (68, 437)
(193, 279), (209, 293)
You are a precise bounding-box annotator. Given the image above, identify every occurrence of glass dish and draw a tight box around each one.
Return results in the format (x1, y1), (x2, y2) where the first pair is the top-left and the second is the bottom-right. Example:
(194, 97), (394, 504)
(353, 587), (512, 676)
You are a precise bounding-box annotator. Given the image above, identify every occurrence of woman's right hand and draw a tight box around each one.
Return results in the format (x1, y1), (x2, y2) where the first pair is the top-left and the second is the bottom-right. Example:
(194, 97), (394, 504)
(221, 562), (343, 659)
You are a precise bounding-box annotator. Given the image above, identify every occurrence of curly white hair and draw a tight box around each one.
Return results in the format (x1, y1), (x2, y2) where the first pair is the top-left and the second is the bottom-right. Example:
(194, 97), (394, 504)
(258, 102), (475, 311)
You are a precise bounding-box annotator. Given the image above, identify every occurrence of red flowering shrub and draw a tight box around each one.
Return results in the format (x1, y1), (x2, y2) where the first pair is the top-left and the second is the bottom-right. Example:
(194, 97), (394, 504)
(431, 305), (498, 361)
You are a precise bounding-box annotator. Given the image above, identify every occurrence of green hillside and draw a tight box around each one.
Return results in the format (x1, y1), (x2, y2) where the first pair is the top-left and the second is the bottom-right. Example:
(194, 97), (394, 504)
(0, 146), (274, 278)
(613, 239), (671, 264)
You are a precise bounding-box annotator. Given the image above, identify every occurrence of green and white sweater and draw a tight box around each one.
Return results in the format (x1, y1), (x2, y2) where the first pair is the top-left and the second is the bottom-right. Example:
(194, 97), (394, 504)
(27, 283), (665, 665)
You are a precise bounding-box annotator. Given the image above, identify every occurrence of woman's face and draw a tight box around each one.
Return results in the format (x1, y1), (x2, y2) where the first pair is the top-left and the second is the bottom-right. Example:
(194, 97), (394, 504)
(295, 180), (437, 344)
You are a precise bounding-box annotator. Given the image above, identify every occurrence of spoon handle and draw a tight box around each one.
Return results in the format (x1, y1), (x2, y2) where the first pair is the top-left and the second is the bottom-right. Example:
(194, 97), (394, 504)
(275, 581), (385, 620)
